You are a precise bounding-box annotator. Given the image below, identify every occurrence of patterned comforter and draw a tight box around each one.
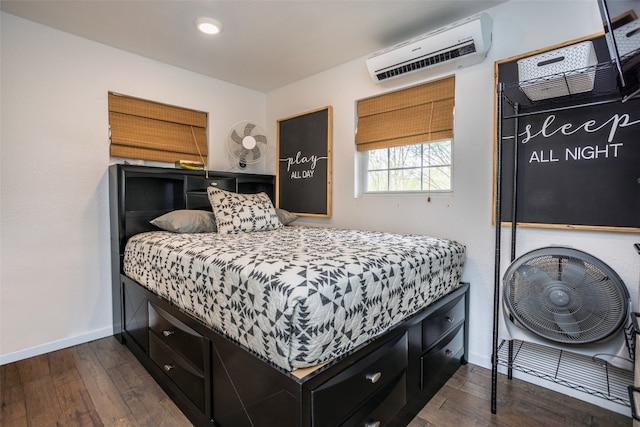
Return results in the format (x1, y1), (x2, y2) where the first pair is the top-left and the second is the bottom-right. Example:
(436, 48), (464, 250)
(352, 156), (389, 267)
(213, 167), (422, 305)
(123, 225), (466, 371)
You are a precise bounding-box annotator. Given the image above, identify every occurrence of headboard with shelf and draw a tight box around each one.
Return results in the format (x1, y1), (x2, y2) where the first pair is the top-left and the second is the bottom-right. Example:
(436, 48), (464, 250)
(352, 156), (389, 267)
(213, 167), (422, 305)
(108, 163), (275, 338)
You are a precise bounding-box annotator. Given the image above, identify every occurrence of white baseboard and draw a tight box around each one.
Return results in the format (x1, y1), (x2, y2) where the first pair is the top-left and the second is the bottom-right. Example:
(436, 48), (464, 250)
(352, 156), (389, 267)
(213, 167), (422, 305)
(0, 327), (114, 365)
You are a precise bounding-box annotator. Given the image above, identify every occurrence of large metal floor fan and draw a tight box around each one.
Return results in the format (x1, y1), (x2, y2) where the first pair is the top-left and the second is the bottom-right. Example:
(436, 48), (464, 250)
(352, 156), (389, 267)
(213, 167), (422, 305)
(503, 247), (630, 346)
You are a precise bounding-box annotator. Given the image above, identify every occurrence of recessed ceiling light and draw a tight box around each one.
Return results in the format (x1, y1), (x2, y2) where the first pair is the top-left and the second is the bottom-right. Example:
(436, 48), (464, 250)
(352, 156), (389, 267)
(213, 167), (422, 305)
(195, 17), (222, 35)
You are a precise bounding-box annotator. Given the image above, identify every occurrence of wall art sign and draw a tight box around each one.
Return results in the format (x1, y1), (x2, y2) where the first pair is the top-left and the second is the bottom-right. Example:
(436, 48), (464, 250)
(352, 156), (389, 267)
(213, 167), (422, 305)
(495, 36), (640, 232)
(276, 106), (332, 217)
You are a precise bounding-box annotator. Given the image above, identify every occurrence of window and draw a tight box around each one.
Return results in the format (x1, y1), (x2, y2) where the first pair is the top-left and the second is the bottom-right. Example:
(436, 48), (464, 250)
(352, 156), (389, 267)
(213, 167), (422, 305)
(108, 92), (208, 164)
(356, 76), (454, 194)
(366, 140), (451, 192)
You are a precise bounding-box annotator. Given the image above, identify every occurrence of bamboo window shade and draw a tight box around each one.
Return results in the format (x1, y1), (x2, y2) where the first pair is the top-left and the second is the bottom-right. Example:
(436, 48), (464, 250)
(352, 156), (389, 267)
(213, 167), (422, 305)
(355, 76), (454, 152)
(108, 92), (208, 163)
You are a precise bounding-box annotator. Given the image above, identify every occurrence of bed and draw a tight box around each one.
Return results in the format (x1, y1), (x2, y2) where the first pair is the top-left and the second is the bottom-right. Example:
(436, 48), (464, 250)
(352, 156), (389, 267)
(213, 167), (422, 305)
(109, 164), (469, 427)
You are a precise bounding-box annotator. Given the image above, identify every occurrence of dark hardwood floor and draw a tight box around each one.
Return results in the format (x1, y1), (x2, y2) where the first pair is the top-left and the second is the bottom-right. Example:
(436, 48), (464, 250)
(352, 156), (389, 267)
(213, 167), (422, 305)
(0, 336), (631, 426)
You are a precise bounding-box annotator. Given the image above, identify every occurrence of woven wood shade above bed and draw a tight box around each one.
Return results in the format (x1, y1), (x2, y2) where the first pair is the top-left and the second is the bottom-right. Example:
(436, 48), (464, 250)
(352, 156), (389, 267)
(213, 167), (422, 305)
(355, 76), (454, 152)
(108, 92), (208, 163)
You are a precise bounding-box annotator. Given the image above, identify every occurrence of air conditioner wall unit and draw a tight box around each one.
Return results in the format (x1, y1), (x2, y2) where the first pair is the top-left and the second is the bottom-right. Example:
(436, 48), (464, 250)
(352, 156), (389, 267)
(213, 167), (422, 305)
(366, 13), (492, 83)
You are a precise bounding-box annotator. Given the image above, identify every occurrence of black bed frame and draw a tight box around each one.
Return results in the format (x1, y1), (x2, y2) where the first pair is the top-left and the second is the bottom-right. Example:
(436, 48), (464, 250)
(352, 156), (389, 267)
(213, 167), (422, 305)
(109, 164), (469, 427)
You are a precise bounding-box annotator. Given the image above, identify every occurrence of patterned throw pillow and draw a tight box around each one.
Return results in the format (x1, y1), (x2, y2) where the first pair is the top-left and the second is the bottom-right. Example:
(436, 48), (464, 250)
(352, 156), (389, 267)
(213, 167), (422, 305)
(207, 187), (282, 234)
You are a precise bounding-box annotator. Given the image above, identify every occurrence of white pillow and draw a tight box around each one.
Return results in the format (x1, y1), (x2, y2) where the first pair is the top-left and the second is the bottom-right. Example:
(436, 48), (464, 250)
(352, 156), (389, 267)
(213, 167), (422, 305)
(207, 187), (282, 234)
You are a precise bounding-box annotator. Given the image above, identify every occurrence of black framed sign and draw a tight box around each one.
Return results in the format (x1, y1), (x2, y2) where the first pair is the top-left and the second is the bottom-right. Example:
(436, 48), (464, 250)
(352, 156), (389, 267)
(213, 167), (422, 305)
(495, 35), (640, 232)
(276, 106), (332, 217)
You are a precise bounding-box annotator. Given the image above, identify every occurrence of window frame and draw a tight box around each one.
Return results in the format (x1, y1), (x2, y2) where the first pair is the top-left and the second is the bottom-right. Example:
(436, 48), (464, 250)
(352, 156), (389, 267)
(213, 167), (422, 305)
(355, 76), (455, 196)
(361, 138), (453, 195)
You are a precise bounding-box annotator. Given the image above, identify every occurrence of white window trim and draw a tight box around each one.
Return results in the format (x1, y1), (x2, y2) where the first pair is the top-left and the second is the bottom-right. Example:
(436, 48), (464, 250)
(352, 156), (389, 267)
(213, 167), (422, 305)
(356, 142), (454, 197)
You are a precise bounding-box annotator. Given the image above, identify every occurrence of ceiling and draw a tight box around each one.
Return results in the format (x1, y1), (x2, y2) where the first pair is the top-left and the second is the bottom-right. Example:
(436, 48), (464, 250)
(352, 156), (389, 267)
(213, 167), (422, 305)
(1, 0), (507, 92)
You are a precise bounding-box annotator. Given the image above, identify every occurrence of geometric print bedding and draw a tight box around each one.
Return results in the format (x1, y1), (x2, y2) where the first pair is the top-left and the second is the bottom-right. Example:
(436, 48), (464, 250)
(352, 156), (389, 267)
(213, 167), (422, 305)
(123, 225), (466, 371)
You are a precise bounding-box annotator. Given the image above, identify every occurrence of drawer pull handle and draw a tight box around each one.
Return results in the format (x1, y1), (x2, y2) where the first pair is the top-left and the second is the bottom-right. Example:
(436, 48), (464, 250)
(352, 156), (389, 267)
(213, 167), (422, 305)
(446, 316), (454, 323)
(210, 182), (218, 186)
(445, 349), (453, 356)
(162, 330), (175, 337)
(365, 421), (381, 427)
(366, 372), (382, 384)
(163, 364), (175, 372)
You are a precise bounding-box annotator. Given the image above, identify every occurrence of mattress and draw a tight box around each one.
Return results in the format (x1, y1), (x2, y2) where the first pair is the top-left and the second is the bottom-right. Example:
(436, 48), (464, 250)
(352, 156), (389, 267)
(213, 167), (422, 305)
(123, 225), (466, 371)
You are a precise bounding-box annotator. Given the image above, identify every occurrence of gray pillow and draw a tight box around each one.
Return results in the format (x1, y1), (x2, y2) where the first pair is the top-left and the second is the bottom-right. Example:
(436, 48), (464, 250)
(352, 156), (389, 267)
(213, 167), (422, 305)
(150, 210), (217, 233)
(275, 208), (298, 225)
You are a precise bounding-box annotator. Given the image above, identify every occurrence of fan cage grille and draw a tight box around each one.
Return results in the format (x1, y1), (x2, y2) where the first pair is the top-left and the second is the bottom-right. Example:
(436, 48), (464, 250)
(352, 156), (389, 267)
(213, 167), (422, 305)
(504, 249), (628, 344)
(227, 121), (267, 165)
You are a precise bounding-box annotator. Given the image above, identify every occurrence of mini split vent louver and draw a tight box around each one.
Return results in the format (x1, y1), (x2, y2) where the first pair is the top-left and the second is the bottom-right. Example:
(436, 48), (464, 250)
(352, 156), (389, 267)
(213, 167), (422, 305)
(366, 13), (492, 83)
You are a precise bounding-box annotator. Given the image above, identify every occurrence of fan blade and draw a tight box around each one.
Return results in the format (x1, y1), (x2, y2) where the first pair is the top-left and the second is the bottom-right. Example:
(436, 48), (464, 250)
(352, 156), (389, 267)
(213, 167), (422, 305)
(513, 264), (553, 289)
(244, 122), (256, 136)
(512, 293), (547, 314)
(507, 293), (557, 333)
(560, 257), (586, 285)
(254, 134), (267, 145)
(233, 148), (249, 158)
(231, 130), (243, 145)
(250, 147), (261, 161)
(553, 310), (581, 337)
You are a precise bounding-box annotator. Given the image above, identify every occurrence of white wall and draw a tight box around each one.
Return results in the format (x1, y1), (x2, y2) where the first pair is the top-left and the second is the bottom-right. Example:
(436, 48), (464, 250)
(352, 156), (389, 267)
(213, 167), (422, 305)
(266, 0), (640, 375)
(0, 12), (267, 363)
(2, 0), (639, 412)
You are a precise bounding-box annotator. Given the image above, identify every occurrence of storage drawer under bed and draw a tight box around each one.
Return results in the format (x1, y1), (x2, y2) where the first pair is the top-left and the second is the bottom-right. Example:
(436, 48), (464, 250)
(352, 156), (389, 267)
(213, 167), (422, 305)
(148, 303), (207, 412)
(422, 292), (465, 351)
(149, 333), (206, 411)
(311, 332), (408, 427)
(149, 303), (205, 372)
(420, 324), (465, 390)
(341, 372), (407, 427)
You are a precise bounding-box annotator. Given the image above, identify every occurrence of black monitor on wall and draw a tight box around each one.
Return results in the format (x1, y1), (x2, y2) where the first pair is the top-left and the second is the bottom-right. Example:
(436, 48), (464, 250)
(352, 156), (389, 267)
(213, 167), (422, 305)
(598, 0), (640, 101)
